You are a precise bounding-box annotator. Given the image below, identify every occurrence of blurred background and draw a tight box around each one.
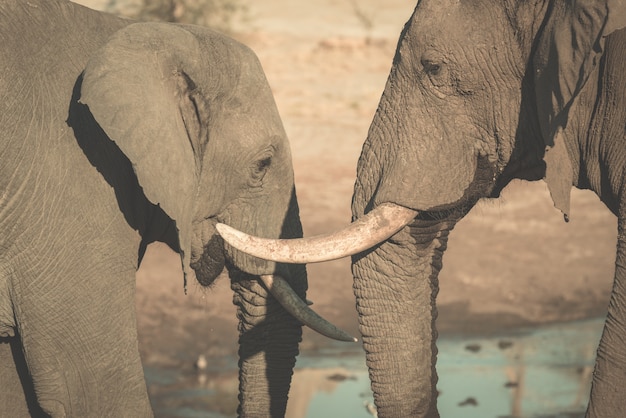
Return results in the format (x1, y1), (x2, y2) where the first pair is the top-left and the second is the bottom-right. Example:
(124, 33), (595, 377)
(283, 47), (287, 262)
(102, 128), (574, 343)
(75, 1), (617, 416)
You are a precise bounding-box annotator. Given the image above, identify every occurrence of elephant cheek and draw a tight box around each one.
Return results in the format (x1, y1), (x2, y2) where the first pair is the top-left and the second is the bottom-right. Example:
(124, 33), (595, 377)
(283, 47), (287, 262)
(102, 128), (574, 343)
(190, 233), (226, 287)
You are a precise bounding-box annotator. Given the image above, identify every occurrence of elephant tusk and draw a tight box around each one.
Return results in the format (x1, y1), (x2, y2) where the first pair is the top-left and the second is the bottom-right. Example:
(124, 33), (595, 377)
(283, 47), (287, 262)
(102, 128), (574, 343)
(216, 203), (418, 264)
(260, 275), (358, 342)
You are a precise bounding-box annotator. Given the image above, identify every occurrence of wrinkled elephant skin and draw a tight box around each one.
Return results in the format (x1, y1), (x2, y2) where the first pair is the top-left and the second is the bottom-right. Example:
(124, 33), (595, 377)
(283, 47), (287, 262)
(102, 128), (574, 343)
(0, 0), (308, 416)
(350, 1), (626, 417)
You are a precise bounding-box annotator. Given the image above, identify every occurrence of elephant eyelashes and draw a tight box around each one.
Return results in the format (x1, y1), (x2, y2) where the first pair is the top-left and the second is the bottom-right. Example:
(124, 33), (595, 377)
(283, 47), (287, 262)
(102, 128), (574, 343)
(249, 155), (272, 186)
(421, 57), (452, 89)
(420, 57), (465, 98)
(422, 60), (442, 76)
(255, 157), (272, 174)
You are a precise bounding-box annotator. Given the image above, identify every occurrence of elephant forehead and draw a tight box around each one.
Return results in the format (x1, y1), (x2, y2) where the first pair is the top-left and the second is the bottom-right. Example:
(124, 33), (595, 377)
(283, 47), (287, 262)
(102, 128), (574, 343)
(410, 0), (506, 46)
(413, 0), (465, 30)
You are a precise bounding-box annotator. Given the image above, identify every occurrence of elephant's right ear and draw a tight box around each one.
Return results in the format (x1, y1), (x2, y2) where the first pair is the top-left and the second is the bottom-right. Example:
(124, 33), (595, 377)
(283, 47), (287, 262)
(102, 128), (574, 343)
(533, 0), (626, 217)
(80, 23), (211, 280)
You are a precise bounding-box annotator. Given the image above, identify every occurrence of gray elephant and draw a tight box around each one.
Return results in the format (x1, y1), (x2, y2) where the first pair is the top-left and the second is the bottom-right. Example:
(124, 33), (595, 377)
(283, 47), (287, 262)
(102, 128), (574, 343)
(218, 0), (626, 417)
(0, 0), (354, 417)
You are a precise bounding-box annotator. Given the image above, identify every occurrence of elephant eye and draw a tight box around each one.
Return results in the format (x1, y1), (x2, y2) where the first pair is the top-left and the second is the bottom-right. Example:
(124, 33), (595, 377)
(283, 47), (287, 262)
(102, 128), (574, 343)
(422, 59), (443, 77)
(249, 153), (273, 186)
(420, 55), (455, 97)
(255, 157), (272, 173)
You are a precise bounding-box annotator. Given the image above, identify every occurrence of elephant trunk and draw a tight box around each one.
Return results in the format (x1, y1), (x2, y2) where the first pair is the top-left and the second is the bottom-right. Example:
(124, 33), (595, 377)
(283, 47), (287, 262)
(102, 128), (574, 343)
(229, 190), (307, 416)
(352, 217), (455, 418)
(231, 266), (304, 417)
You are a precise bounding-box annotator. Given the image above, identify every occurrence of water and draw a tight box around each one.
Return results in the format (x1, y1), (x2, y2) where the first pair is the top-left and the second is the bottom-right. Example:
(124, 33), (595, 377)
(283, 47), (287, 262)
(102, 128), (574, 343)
(145, 318), (604, 418)
(436, 318), (601, 418)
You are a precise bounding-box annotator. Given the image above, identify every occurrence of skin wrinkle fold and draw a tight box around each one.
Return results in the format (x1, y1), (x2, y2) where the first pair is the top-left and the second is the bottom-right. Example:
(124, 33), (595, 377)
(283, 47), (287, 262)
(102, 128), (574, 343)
(466, 41), (522, 171)
(233, 272), (302, 417)
(353, 226), (446, 417)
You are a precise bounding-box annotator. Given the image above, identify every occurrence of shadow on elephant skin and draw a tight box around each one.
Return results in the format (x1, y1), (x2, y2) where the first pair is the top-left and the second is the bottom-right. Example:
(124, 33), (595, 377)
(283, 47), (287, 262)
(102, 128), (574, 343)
(66, 73), (179, 265)
(0, 334), (48, 417)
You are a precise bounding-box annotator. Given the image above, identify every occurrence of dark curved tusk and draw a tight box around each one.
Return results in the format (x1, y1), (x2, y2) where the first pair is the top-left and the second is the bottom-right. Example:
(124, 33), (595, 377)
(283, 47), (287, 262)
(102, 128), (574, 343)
(216, 203), (418, 264)
(260, 274), (357, 342)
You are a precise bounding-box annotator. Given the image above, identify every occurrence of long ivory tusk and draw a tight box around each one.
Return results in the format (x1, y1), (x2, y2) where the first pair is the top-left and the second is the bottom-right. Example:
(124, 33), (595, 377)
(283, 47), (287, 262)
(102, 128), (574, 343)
(216, 203), (418, 264)
(260, 275), (357, 342)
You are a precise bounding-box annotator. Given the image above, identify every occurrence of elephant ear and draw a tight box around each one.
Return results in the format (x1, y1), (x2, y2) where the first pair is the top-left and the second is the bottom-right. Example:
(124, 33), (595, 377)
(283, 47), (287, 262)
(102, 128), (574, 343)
(81, 22), (211, 281)
(533, 0), (626, 218)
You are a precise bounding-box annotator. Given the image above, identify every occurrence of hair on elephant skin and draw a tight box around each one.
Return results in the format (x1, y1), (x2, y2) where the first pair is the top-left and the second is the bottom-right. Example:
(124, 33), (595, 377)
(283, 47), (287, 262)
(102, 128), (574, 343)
(0, 0), (320, 416)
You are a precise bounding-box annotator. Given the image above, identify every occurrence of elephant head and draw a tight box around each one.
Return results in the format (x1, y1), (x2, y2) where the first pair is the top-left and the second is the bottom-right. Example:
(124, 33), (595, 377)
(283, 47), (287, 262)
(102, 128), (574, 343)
(217, 0), (626, 416)
(78, 22), (353, 416)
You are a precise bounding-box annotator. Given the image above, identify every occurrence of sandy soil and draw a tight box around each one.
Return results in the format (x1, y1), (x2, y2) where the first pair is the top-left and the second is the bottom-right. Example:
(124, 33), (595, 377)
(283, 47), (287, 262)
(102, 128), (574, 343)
(122, 0), (619, 374)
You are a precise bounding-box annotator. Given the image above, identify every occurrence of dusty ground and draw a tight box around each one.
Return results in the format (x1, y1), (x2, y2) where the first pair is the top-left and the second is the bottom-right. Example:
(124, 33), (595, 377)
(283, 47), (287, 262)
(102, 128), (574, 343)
(121, 0), (618, 384)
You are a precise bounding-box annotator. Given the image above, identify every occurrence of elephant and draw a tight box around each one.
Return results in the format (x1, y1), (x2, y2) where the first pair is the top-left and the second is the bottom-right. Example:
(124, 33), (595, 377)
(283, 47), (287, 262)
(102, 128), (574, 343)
(0, 0), (354, 416)
(217, 0), (626, 417)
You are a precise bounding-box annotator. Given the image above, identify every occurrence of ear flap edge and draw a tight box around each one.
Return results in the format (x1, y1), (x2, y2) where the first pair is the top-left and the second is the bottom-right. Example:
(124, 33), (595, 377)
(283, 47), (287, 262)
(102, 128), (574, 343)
(80, 22), (207, 280)
(533, 0), (626, 217)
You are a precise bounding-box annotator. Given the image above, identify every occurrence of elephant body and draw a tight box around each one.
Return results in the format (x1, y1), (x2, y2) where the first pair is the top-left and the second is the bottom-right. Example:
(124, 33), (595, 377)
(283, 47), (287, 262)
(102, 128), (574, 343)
(348, 1), (626, 417)
(0, 4), (148, 416)
(0, 0), (308, 416)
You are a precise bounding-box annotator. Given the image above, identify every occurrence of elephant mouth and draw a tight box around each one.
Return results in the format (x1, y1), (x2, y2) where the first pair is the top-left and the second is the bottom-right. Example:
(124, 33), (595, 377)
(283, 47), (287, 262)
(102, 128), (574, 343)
(215, 202), (419, 264)
(190, 232), (226, 287)
(192, 218), (357, 342)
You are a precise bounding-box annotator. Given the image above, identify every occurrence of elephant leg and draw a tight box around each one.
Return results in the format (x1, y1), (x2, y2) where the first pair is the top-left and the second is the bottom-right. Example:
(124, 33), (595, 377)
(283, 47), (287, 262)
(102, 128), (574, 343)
(12, 265), (151, 417)
(586, 217), (626, 417)
(231, 267), (304, 417)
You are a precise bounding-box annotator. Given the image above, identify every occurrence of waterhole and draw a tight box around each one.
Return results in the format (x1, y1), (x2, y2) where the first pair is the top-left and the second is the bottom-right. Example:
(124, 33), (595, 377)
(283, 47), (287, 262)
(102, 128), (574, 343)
(145, 318), (602, 418)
